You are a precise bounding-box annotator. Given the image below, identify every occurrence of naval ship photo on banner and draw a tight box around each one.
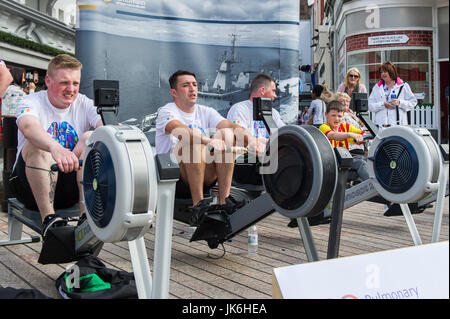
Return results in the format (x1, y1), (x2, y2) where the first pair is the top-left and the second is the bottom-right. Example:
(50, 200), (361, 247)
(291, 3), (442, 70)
(75, 0), (300, 125)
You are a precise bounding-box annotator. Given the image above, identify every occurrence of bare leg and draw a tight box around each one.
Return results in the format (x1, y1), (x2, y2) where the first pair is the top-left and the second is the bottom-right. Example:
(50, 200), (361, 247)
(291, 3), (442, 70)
(177, 142), (210, 206)
(173, 128), (235, 206)
(215, 162), (234, 205)
(212, 129), (235, 205)
(21, 142), (57, 221)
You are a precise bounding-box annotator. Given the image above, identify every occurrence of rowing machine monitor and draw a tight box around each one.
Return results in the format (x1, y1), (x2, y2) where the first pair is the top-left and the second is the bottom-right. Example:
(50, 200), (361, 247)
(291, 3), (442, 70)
(350, 93), (368, 113)
(351, 92), (378, 137)
(253, 97), (277, 135)
(94, 80), (120, 125)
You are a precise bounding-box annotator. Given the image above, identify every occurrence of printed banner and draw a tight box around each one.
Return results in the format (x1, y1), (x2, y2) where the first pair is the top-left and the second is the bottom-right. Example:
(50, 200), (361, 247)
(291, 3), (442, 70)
(76, 0), (299, 124)
(273, 241), (449, 299)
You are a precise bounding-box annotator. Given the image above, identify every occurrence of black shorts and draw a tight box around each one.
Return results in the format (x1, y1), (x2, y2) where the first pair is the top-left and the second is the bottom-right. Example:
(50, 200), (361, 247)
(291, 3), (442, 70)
(9, 152), (79, 211)
(175, 177), (217, 199)
(233, 163), (262, 186)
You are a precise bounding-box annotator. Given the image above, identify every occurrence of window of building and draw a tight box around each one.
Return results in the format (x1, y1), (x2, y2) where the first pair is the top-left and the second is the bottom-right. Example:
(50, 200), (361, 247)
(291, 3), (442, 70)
(25, 0), (38, 11)
(337, 42), (346, 87)
(438, 6), (449, 60)
(16, 0), (76, 26)
(347, 47), (431, 103)
(49, 0), (77, 26)
(58, 8), (64, 21)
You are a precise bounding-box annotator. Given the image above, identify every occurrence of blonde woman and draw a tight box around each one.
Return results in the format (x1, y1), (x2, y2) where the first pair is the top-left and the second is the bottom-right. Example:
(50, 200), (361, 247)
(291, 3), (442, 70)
(337, 67), (367, 96)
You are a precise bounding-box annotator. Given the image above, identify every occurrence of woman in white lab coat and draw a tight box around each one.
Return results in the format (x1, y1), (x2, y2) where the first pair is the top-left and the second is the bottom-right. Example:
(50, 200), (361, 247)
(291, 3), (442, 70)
(368, 61), (417, 127)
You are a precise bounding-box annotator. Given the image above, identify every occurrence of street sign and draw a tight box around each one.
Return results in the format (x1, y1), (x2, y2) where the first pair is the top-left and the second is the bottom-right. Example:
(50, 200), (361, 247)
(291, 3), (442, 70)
(368, 34), (410, 46)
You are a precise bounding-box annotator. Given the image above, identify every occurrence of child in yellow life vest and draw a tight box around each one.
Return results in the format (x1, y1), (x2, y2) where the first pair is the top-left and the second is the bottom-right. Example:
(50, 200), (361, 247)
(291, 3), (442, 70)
(319, 100), (370, 181)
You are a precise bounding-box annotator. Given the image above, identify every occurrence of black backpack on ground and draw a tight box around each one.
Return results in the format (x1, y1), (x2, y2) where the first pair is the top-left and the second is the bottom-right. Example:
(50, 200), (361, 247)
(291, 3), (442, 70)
(55, 255), (138, 299)
(0, 287), (52, 299)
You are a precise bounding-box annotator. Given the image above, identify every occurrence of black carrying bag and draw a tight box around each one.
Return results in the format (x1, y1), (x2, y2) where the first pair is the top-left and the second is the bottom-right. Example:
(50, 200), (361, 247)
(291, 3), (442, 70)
(55, 255), (138, 299)
(0, 287), (52, 299)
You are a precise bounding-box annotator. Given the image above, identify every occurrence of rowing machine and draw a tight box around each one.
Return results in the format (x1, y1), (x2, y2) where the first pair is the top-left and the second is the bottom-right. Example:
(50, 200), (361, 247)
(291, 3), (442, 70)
(323, 95), (449, 246)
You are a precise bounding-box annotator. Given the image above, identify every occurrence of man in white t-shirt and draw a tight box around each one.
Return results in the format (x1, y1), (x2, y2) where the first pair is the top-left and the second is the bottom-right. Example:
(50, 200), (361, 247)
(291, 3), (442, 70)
(10, 54), (102, 236)
(155, 70), (264, 218)
(226, 73), (285, 186)
(227, 73), (285, 139)
(0, 59), (13, 97)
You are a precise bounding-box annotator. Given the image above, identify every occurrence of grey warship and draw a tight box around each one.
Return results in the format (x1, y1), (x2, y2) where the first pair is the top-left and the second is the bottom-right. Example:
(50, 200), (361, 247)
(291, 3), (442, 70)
(197, 34), (294, 117)
(197, 33), (252, 116)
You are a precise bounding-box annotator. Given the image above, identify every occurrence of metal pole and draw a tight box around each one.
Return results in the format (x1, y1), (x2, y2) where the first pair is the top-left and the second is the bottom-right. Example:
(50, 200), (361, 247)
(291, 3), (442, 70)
(432, 161), (449, 242)
(128, 237), (152, 299)
(327, 147), (353, 259)
(151, 181), (176, 299)
(400, 204), (423, 245)
(297, 217), (319, 262)
(327, 169), (349, 259)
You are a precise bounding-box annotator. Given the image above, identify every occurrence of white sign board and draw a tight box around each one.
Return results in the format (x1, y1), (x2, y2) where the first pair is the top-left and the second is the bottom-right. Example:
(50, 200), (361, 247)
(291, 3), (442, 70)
(273, 241), (449, 299)
(368, 34), (410, 46)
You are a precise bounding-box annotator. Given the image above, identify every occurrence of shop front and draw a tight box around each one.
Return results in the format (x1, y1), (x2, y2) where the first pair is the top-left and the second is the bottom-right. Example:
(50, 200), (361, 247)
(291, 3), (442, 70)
(334, 0), (448, 143)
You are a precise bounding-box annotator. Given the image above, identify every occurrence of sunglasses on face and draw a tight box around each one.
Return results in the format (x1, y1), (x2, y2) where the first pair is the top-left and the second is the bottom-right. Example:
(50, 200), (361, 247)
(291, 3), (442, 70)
(349, 74), (359, 79)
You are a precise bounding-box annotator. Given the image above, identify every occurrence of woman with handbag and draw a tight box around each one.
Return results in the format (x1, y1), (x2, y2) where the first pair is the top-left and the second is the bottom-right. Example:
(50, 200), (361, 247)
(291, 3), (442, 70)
(368, 61), (417, 128)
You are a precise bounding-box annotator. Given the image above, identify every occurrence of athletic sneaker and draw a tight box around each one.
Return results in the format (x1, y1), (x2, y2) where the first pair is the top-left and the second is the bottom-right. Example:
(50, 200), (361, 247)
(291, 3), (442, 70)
(287, 213), (331, 228)
(189, 199), (211, 226)
(383, 203), (427, 217)
(220, 195), (247, 215)
(41, 214), (68, 237)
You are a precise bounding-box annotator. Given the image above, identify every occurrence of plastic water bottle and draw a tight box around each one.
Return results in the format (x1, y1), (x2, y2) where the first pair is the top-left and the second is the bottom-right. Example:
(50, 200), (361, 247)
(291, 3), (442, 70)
(248, 225), (258, 255)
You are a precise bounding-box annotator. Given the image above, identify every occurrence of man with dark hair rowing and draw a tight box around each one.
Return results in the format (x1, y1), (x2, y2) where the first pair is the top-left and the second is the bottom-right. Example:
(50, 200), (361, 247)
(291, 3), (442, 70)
(155, 70), (265, 220)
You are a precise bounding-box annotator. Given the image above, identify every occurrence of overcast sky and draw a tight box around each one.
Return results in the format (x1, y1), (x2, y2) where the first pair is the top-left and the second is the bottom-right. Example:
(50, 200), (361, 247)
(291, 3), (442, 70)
(77, 0), (299, 50)
(145, 0), (299, 22)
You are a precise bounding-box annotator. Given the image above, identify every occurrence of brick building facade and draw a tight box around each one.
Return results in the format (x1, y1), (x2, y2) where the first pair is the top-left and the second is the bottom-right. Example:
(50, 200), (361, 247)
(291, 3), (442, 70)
(346, 31), (433, 53)
(331, 0), (448, 143)
(345, 30), (436, 103)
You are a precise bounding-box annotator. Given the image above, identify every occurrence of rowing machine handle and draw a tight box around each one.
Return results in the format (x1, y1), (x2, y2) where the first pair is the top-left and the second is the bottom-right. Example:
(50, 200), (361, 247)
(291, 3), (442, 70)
(51, 160), (83, 172)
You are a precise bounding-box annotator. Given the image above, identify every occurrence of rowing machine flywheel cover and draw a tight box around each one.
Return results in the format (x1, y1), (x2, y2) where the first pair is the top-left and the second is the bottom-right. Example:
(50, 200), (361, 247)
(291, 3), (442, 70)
(262, 125), (337, 218)
(83, 125), (157, 243)
(367, 126), (441, 203)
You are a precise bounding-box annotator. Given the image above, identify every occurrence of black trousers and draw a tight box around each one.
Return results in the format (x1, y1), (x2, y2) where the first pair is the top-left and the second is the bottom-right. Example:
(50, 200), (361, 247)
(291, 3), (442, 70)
(9, 152), (79, 211)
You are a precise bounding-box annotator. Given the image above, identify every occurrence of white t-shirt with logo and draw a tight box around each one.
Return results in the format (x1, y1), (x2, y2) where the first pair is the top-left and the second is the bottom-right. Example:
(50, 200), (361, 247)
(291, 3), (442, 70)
(155, 102), (225, 154)
(226, 99), (285, 138)
(15, 90), (101, 163)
